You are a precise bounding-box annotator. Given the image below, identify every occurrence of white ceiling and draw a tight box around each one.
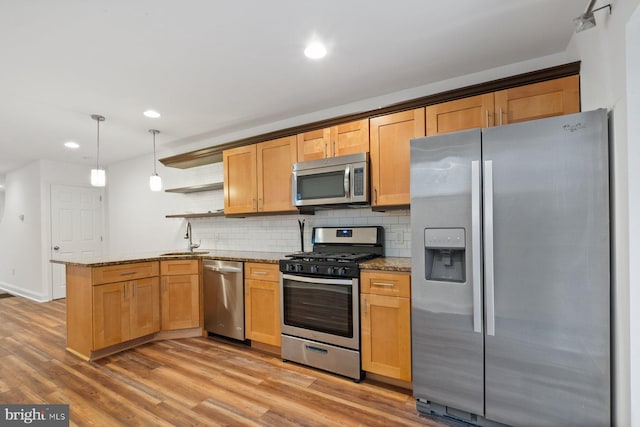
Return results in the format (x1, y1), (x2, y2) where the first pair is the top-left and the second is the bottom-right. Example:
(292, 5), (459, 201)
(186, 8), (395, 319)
(0, 0), (589, 175)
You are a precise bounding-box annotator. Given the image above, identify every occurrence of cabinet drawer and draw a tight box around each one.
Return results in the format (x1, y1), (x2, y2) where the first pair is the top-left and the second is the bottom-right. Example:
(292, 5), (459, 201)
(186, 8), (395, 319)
(245, 262), (279, 282)
(160, 259), (199, 276)
(93, 262), (159, 285)
(361, 271), (410, 297)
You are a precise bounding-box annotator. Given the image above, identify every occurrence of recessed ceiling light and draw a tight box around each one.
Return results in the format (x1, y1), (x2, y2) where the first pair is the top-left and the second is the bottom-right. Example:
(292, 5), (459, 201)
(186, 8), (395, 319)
(144, 110), (161, 119)
(304, 42), (327, 59)
(64, 141), (80, 149)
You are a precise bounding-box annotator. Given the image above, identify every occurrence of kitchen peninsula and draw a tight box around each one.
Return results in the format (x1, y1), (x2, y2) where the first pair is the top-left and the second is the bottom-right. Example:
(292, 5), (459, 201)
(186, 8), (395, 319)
(52, 251), (411, 363)
(52, 250), (286, 361)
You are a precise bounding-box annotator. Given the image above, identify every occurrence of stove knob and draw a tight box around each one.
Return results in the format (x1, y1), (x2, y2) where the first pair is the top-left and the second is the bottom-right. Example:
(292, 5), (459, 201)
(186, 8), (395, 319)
(338, 267), (348, 276)
(310, 265), (319, 274)
(286, 264), (295, 272)
(327, 266), (336, 275)
(295, 264), (304, 273)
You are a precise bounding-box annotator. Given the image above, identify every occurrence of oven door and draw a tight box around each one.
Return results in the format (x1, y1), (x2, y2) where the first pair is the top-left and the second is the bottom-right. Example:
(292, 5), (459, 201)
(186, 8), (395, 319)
(281, 273), (359, 350)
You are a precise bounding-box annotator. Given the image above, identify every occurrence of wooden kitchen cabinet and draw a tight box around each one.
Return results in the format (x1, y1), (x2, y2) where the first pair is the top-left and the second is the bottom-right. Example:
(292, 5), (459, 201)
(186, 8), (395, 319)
(93, 277), (160, 350)
(244, 262), (281, 347)
(426, 93), (495, 136)
(494, 75), (580, 125)
(369, 108), (425, 207)
(297, 119), (369, 162)
(224, 136), (297, 214)
(426, 76), (580, 135)
(160, 259), (200, 331)
(360, 270), (411, 382)
(66, 261), (161, 359)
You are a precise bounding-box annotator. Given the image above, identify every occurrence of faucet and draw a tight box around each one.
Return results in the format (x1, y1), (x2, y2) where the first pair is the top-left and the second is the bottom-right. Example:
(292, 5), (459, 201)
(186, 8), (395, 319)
(185, 221), (201, 252)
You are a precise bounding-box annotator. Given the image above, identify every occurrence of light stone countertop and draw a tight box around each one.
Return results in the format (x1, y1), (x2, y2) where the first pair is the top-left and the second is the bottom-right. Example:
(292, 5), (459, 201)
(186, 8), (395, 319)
(360, 257), (411, 272)
(50, 249), (289, 268)
(51, 249), (412, 272)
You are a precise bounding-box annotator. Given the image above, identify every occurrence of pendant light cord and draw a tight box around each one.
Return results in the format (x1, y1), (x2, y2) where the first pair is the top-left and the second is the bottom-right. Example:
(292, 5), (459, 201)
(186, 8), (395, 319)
(150, 129), (160, 175)
(96, 118), (100, 170)
(153, 131), (157, 174)
(91, 114), (105, 170)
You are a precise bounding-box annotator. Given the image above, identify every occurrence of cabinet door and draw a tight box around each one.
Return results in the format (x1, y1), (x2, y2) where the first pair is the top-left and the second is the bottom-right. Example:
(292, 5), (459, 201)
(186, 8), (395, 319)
(297, 128), (330, 162)
(93, 282), (130, 350)
(370, 108), (425, 207)
(494, 75), (580, 125)
(426, 93), (495, 136)
(161, 275), (200, 330)
(330, 119), (369, 157)
(224, 145), (257, 214)
(130, 277), (160, 339)
(257, 136), (297, 212)
(245, 279), (281, 346)
(361, 293), (411, 381)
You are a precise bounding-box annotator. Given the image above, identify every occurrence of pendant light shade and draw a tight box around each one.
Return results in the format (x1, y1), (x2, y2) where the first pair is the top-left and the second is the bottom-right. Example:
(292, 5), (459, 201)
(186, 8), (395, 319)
(149, 129), (162, 191)
(90, 114), (106, 187)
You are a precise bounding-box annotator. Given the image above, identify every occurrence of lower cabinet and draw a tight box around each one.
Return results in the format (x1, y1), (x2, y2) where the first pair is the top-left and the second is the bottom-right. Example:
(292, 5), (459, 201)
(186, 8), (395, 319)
(160, 259), (201, 331)
(360, 270), (411, 382)
(93, 277), (160, 350)
(244, 262), (281, 347)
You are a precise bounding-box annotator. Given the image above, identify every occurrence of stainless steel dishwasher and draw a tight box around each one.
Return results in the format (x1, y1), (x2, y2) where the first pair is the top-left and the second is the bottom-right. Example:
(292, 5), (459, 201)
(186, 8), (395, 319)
(203, 260), (245, 341)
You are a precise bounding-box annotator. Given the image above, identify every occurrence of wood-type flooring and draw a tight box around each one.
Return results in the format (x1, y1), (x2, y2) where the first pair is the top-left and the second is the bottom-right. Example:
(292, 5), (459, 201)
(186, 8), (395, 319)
(0, 296), (455, 426)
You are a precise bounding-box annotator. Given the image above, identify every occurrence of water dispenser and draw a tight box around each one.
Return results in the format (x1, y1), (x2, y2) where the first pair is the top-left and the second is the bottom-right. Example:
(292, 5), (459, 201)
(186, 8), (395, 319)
(424, 228), (466, 282)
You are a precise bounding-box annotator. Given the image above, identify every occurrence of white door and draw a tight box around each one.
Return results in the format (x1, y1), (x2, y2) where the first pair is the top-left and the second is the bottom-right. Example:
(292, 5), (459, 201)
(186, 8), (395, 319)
(51, 184), (104, 299)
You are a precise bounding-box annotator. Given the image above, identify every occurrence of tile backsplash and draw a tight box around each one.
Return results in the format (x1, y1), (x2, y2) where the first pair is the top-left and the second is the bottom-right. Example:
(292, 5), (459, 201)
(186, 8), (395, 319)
(171, 162), (411, 257)
(189, 208), (411, 257)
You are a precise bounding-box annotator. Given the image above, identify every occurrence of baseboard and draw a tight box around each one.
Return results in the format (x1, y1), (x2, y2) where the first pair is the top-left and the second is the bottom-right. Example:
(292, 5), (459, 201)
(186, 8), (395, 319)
(0, 281), (50, 302)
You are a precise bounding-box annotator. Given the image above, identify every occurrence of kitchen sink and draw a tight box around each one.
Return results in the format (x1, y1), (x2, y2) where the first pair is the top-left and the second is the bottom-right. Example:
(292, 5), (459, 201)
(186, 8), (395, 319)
(160, 251), (209, 256)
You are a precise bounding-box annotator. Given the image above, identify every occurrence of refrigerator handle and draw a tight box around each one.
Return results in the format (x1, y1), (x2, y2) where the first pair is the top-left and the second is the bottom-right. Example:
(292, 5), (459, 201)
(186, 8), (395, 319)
(471, 160), (483, 334)
(484, 160), (496, 336)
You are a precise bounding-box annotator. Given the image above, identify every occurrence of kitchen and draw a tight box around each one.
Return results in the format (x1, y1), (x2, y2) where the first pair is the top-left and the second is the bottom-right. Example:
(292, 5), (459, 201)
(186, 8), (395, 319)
(0, 1), (639, 426)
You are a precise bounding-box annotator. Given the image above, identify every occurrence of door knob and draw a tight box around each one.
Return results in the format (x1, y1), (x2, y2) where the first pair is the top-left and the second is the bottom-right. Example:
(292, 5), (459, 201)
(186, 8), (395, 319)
(53, 246), (60, 251)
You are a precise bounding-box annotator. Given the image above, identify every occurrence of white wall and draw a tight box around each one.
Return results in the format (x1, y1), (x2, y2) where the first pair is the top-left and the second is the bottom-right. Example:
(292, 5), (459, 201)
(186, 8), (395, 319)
(565, 1), (640, 425)
(0, 162), (43, 300)
(627, 4), (640, 426)
(0, 160), (99, 301)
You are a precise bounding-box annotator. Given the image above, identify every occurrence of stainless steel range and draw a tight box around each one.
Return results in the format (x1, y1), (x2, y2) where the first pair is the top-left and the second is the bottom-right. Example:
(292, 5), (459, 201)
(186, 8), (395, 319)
(279, 226), (384, 381)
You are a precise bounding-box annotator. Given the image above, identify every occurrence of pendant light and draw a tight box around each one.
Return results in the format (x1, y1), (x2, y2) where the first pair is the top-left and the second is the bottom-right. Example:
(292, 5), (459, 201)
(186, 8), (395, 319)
(149, 129), (162, 191)
(90, 114), (106, 187)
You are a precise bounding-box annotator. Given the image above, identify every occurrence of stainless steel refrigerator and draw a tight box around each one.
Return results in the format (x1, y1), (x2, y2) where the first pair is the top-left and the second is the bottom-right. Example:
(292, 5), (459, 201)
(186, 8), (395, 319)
(410, 109), (610, 427)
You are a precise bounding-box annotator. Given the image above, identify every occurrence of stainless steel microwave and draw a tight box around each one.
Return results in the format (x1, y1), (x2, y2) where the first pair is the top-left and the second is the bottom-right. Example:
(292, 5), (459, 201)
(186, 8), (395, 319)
(292, 152), (369, 207)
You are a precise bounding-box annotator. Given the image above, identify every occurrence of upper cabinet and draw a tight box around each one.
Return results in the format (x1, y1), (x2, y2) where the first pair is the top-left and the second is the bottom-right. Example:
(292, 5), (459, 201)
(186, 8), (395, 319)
(370, 108), (425, 208)
(426, 93), (495, 136)
(297, 119), (369, 162)
(427, 75), (580, 135)
(224, 136), (297, 215)
(494, 75), (580, 125)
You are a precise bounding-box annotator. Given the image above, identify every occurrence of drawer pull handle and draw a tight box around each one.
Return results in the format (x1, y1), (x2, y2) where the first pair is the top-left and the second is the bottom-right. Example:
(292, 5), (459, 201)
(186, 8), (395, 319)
(305, 345), (328, 354)
(120, 271), (136, 276)
(371, 282), (395, 287)
(253, 271), (267, 275)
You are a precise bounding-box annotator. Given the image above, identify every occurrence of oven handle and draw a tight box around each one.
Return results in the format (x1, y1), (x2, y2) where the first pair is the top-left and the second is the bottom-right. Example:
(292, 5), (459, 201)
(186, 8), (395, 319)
(282, 274), (354, 286)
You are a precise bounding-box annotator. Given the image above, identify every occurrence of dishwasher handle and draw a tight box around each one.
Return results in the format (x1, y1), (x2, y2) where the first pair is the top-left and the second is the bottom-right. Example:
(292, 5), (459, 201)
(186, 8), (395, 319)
(204, 265), (242, 273)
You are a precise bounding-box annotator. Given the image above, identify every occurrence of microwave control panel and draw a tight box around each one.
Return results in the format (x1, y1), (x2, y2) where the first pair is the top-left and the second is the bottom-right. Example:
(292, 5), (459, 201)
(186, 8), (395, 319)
(353, 167), (364, 196)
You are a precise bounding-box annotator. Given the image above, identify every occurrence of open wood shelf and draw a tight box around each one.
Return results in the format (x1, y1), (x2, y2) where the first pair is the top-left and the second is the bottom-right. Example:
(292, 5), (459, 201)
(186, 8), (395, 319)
(164, 182), (224, 193)
(165, 210), (225, 218)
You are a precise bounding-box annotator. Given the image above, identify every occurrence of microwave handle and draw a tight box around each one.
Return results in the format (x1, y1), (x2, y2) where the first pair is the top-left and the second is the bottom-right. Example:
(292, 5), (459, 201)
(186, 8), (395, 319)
(344, 165), (350, 198)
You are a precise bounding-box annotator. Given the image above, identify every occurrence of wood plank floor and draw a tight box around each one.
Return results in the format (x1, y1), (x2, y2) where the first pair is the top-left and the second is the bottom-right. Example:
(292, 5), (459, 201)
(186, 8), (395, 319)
(0, 296), (456, 426)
